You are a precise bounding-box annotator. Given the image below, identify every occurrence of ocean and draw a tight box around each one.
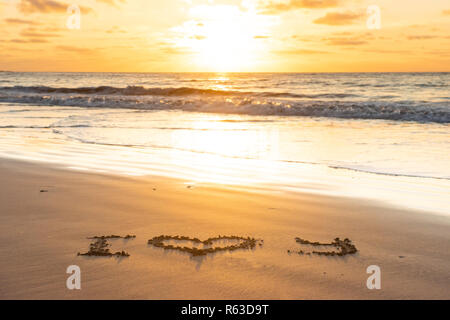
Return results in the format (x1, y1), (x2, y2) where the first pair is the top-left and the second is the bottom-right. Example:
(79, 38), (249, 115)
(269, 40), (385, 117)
(1, 72), (449, 122)
(0, 72), (449, 214)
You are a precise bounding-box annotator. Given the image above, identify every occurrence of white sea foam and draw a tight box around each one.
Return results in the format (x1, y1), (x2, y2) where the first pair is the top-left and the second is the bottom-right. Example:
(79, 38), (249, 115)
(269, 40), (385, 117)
(0, 89), (448, 123)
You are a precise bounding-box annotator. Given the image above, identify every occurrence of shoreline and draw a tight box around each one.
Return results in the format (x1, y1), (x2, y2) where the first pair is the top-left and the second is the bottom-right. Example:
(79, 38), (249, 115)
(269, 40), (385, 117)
(0, 102), (448, 216)
(0, 158), (449, 299)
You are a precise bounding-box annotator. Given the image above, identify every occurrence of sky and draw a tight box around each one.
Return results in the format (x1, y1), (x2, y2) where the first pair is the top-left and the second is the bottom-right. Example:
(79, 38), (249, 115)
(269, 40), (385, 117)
(1, 0), (450, 72)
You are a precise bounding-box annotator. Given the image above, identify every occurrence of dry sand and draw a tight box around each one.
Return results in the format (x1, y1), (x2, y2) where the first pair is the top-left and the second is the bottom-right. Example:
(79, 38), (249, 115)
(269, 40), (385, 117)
(0, 158), (448, 299)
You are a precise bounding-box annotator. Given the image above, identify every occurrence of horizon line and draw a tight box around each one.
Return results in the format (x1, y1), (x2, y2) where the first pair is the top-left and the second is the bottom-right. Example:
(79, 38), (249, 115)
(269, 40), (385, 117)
(2, 70), (450, 74)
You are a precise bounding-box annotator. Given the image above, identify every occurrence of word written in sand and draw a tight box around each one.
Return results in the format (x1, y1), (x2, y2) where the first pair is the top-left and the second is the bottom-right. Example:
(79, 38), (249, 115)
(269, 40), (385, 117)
(288, 237), (358, 256)
(147, 235), (263, 257)
(77, 235), (136, 257)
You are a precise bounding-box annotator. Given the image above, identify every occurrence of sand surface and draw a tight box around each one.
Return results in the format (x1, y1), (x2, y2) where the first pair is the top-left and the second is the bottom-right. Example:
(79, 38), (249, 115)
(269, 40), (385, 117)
(0, 159), (449, 299)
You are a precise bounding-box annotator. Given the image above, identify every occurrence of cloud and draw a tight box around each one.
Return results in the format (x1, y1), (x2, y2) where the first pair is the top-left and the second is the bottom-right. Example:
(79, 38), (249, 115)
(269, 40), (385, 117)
(9, 38), (48, 43)
(97, 0), (126, 8)
(407, 35), (437, 40)
(274, 48), (329, 54)
(20, 30), (60, 38)
(328, 39), (366, 45)
(313, 11), (362, 25)
(56, 45), (96, 54)
(323, 36), (368, 46)
(19, 0), (92, 14)
(191, 35), (206, 40)
(363, 49), (408, 54)
(5, 18), (40, 25)
(159, 45), (194, 55)
(19, 0), (67, 13)
(259, 0), (339, 14)
(442, 10), (450, 15)
(106, 26), (127, 34)
(12, 26), (61, 44)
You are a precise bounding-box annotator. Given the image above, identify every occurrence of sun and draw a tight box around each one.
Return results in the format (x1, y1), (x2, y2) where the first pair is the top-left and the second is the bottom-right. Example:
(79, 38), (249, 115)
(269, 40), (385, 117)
(175, 4), (272, 72)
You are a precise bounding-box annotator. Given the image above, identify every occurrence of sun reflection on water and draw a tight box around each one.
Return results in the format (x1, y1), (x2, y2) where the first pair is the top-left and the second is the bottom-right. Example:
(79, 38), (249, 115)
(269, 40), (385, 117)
(167, 115), (281, 185)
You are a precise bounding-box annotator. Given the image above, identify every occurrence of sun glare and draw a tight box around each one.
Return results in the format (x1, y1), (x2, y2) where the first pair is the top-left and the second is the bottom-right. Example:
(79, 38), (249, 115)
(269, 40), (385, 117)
(175, 5), (271, 72)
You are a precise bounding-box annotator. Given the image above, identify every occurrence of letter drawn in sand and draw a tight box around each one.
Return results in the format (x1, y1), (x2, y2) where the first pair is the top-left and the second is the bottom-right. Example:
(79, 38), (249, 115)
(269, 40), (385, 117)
(66, 265), (81, 290)
(77, 235), (136, 257)
(289, 237), (358, 256)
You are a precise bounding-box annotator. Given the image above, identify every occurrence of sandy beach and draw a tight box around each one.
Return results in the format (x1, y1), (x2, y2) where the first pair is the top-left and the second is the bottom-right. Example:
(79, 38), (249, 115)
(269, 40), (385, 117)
(2, 0), (450, 305)
(0, 158), (448, 300)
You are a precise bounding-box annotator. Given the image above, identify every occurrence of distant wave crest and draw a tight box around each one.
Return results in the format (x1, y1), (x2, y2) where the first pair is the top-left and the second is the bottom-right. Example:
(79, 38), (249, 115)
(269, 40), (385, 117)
(0, 85), (361, 99)
(0, 85), (449, 123)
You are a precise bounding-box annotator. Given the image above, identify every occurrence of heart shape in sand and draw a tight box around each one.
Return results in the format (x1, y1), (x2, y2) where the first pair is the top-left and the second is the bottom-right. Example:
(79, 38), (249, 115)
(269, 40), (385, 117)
(288, 237), (357, 257)
(147, 235), (263, 256)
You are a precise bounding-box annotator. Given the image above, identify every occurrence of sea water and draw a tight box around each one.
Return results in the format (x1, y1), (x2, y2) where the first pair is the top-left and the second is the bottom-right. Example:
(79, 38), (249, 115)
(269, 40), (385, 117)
(0, 72), (448, 214)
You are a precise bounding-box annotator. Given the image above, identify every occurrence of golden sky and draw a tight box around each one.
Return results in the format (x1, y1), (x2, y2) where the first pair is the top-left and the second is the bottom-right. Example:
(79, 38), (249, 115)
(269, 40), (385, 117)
(1, 0), (450, 72)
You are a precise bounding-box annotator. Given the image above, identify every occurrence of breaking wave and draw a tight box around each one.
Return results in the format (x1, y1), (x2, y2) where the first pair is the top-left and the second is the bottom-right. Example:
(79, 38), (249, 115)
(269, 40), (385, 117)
(0, 85), (449, 123)
(0, 85), (361, 99)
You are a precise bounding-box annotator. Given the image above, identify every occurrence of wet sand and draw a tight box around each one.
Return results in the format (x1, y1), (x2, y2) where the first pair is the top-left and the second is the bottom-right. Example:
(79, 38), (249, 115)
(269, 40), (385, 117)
(0, 158), (449, 299)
